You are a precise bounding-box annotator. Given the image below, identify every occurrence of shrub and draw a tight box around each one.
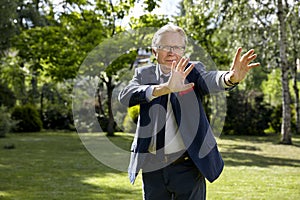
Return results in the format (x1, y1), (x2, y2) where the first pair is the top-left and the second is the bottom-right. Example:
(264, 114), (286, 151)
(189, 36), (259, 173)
(122, 105), (139, 133)
(11, 104), (42, 132)
(42, 104), (74, 130)
(0, 84), (16, 108)
(223, 90), (272, 135)
(128, 105), (140, 124)
(269, 104), (282, 134)
(0, 106), (15, 137)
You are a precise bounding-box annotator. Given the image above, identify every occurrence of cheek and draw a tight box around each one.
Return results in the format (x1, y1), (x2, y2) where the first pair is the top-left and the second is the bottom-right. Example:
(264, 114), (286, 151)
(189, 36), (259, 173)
(175, 56), (182, 63)
(156, 54), (165, 62)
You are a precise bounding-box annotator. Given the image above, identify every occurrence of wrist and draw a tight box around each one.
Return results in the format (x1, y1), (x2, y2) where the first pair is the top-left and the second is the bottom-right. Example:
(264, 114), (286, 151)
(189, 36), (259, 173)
(152, 83), (171, 97)
(224, 72), (239, 86)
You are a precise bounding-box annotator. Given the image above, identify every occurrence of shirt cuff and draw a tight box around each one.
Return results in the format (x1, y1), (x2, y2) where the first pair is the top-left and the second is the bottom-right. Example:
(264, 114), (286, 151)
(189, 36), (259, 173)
(221, 71), (239, 88)
(146, 86), (158, 102)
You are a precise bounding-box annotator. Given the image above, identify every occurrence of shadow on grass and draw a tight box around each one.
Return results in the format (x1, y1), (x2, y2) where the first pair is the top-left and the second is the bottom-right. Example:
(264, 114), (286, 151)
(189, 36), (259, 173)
(221, 144), (300, 168)
(0, 132), (140, 200)
(220, 134), (300, 147)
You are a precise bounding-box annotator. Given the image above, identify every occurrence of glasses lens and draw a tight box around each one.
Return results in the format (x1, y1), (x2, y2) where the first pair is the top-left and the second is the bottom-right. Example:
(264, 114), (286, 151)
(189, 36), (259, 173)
(158, 46), (185, 53)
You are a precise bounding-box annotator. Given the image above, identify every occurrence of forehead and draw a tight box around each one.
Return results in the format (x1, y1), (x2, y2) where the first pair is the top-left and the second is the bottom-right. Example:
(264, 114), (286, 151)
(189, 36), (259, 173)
(157, 32), (185, 45)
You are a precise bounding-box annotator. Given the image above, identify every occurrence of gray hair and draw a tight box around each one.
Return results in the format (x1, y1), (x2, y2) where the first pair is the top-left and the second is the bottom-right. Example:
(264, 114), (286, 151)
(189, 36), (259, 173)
(152, 24), (188, 47)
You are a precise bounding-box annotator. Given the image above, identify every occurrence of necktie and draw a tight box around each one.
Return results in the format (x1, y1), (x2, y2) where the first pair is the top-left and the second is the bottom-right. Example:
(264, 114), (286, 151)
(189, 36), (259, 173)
(156, 74), (169, 158)
(156, 94), (168, 158)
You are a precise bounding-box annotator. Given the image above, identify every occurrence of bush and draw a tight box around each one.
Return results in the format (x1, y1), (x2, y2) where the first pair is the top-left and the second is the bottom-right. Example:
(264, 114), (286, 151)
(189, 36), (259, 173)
(223, 90), (272, 135)
(0, 106), (16, 137)
(128, 105), (140, 124)
(11, 104), (42, 132)
(0, 84), (16, 108)
(269, 104), (282, 134)
(42, 104), (74, 130)
(122, 105), (139, 133)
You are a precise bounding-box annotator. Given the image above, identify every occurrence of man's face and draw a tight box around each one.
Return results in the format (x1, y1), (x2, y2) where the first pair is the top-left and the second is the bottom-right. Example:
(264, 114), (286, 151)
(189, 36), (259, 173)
(153, 32), (186, 73)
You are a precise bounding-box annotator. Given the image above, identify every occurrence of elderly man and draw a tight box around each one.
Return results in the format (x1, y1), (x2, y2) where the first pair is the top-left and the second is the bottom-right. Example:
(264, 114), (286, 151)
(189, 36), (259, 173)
(118, 24), (260, 200)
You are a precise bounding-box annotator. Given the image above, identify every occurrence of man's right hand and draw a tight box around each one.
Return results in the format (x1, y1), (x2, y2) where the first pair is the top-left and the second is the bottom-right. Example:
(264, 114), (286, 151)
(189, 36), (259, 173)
(152, 57), (195, 97)
(167, 57), (195, 92)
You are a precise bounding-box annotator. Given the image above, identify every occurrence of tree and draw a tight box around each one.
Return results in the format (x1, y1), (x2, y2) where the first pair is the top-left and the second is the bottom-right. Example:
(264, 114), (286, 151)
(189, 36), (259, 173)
(0, 0), (18, 57)
(277, 0), (292, 144)
(66, 0), (164, 135)
(286, 1), (300, 134)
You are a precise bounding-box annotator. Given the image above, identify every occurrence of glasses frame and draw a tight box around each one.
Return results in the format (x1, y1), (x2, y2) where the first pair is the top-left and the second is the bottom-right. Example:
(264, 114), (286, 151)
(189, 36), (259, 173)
(156, 45), (186, 54)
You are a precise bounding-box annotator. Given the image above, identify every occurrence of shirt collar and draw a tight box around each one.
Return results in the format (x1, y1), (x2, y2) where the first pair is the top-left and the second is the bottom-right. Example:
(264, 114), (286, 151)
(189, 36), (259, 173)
(158, 64), (171, 77)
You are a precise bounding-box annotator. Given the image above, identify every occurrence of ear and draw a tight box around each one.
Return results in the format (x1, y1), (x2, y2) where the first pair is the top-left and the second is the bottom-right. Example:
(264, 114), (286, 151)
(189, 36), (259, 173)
(152, 48), (157, 57)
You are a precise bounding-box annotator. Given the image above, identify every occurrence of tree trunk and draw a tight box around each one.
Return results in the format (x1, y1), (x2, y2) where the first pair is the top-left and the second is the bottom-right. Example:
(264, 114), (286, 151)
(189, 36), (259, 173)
(95, 83), (105, 118)
(286, 0), (300, 134)
(277, 0), (292, 144)
(106, 76), (115, 137)
(292, 58), (300, 134)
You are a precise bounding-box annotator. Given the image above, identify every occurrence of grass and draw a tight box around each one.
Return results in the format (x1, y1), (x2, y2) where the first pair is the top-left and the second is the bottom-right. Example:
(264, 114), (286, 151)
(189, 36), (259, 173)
(0, 132), (299, 200)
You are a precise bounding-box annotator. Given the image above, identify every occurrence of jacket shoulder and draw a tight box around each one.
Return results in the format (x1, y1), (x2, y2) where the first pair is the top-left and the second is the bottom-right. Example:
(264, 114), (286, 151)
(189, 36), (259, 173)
(135, 64), (156, 73)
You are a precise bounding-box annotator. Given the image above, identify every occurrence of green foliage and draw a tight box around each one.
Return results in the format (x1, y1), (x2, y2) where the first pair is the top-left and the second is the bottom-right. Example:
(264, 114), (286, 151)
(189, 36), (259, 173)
(122, 105), (139, 133)
(269, 104), (282, 134)
(0, 83), (16, 108)
(130, 14), (170, 29)
(41, 83), (74, 130)
(106, 50), (138, 77)
(0, 0), (18, 54)
(0, 51), (27, 104)
(128, 105), (140, 123)
(223, 90), (273, 135)
(13, 26), (82, 82)
(0, 106), (17, 137)
(42, 104), (74, 130)
(261, 68), (282, 106)
(11, 104), (42, 132)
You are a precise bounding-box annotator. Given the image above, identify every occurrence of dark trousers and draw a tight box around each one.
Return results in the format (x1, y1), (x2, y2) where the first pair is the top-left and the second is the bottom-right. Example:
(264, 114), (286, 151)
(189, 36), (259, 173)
(142, 154), (206, 200)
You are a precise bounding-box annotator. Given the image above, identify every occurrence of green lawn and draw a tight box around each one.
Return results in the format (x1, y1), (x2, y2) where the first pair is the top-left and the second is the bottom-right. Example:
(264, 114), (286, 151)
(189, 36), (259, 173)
(0, 132), (299, 200)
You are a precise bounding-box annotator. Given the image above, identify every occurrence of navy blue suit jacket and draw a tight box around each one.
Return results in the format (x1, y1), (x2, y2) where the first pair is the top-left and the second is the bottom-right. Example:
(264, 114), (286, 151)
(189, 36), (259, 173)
(119, 63), (230, 184)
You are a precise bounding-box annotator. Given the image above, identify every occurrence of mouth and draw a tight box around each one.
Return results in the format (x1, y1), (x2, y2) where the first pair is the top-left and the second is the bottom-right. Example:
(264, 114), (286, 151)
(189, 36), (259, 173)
(166, 59), (176, 63)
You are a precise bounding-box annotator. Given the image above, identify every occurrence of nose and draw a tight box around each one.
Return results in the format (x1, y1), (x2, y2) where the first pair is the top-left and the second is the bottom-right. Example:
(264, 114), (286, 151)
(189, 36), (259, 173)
(168, 47), (175, 52)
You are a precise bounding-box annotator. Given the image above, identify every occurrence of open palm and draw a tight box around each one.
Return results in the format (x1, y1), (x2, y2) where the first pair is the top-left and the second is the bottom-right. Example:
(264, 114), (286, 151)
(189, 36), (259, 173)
(228, 47), (260, 83)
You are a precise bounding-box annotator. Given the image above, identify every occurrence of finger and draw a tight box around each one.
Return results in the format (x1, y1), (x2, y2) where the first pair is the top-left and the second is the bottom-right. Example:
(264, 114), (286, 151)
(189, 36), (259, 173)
(182, 57), (190, 70)
(178, 57), (188, 71)
(171, 61), (176, 72)
(184, 63), (195, 77)
(247, 54), (257, 62)
(242, 49), (255, 60)
(248, 62), (260, 69)
(233, 47), (242, 66)
(182, 83), (194, 91)
(175, 57), (184, 71)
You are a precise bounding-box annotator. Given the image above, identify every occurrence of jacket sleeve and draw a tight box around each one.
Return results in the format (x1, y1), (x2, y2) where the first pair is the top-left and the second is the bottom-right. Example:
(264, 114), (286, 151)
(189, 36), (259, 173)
(191, 62), (231, 95)
(118, 67), (151, 107)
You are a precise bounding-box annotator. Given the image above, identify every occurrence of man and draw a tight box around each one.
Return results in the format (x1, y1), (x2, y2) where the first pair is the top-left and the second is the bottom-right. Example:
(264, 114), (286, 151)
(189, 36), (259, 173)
(118, 24), (260, 200)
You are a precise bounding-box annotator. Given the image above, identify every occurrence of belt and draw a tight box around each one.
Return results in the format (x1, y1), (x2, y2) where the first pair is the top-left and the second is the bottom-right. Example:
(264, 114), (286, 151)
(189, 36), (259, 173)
(149, 152), (190, 165)
(170, 152), (190, 165)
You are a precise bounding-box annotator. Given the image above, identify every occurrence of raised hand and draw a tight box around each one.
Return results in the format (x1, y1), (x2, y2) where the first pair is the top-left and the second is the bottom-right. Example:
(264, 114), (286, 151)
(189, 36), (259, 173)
(227, 47), (260, 84)
(166, 57), (195, 92)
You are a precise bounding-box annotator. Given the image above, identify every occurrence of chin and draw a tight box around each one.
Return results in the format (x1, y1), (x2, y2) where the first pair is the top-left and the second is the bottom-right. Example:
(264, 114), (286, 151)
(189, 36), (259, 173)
(160, 64), (172, 73)
(161, 64), (172, 69)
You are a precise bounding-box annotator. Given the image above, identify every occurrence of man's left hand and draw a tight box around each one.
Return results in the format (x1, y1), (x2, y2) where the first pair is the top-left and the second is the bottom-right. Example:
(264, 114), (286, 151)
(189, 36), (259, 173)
(226, 47), (260, 84)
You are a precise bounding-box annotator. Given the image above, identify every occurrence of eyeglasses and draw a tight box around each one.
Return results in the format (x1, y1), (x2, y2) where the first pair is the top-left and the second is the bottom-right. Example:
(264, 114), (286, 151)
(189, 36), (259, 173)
(156, 45), (185, 54)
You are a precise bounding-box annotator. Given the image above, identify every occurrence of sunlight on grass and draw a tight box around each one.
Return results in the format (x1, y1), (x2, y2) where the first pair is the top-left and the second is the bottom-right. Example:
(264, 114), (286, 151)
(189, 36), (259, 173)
(0, 132), (299, 199)
(0, 191), (12, 198)
(207, 135), (300, 200)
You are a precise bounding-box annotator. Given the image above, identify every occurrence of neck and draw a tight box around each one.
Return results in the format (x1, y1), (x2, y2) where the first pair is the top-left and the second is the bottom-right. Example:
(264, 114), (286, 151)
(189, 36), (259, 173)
(159, 64), (171, 75)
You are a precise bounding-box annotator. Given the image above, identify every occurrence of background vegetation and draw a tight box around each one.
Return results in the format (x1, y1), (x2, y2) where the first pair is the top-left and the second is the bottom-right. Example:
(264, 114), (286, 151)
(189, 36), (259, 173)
(1, 0), (299, 142)
(0, 0), (300, 198)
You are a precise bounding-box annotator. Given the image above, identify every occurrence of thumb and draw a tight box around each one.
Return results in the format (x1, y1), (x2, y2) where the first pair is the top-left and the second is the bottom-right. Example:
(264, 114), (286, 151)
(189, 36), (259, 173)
(182, 83), (194, 91)
(171, 61), (176, 72)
